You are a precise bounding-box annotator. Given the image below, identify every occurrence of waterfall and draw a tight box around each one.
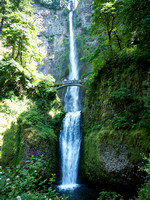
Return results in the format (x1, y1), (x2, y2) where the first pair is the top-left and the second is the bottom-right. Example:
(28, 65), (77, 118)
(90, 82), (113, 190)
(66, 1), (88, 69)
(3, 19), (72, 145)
(59, 0), (82, 190)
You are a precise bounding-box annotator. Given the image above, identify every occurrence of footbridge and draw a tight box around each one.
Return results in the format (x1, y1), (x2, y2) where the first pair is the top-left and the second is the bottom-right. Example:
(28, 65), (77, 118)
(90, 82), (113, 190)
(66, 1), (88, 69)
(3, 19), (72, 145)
(54, 79), (87, 90)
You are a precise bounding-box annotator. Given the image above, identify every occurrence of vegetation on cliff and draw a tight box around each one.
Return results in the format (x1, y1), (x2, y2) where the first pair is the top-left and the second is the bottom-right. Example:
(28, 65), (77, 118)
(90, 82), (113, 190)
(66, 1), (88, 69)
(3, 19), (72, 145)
(81, 0), (150, 198)
(35, 0), (67, 10)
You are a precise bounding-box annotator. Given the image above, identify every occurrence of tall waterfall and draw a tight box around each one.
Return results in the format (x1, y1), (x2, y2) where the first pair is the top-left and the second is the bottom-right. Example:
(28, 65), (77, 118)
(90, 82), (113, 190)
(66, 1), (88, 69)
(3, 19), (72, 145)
(59, 0), (82, 190)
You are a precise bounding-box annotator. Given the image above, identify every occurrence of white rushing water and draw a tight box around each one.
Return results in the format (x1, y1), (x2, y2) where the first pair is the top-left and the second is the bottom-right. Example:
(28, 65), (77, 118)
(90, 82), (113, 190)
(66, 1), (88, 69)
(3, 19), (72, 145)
(59, 111), (81, 189)
(59, 0), (82, 190)
(64, 10), (79, 112)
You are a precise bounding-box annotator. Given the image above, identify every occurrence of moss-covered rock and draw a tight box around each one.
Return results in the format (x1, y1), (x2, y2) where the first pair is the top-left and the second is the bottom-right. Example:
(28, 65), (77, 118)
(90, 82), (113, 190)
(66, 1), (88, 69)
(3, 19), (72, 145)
(81, 129), (150, 185)
(0, 61), (65, 174)
(1, 96), (65, 174)
(81, 50), (150, 186)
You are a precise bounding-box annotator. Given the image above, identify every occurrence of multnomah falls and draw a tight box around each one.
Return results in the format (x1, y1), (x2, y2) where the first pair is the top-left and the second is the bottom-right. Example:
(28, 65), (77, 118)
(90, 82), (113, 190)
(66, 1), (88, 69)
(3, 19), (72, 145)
(59, 0), (82, 190)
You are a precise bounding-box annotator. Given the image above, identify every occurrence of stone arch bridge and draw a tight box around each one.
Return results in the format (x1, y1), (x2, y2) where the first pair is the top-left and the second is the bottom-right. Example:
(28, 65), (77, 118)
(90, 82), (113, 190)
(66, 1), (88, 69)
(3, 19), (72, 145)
(54, 79), (86, 90)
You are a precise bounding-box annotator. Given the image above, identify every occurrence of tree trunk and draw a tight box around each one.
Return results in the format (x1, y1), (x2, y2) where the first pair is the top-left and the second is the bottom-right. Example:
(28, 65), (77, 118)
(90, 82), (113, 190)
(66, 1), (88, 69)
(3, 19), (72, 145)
(114, 31), (122, 50)
(108, 30), (113, 55)
(0, 18), (4, 34)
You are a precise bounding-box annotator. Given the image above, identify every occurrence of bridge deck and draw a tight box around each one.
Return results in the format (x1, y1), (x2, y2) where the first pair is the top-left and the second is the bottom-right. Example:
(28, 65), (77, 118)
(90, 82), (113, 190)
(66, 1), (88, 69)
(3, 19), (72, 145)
(55, 80), (83, 85)
(54, 79), (86, 90)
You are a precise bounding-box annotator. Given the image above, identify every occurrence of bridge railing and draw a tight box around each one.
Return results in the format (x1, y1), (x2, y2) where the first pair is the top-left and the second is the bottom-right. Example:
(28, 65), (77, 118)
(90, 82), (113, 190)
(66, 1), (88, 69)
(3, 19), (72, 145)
(55, 79), (84, 86)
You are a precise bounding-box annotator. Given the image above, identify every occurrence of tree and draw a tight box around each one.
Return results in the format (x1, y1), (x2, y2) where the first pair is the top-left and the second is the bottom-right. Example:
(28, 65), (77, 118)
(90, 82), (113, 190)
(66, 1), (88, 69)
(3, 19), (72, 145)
(0, 0), (11, 33)
(1, 12), (44, 67)
(118, 0), (150, 50)
(10, 0), (33, 14)
(0, 0), (33, 34)
(92, 0), (122, 55)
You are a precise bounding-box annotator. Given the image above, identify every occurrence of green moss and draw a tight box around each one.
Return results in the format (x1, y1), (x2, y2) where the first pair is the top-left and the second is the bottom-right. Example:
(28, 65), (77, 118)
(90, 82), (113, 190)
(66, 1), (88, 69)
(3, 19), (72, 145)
(0, 68), (65, 173)
(1, 123), (17, 166)
(81, 129), (129, 184)
(128, 129), (150, 164)
(81, 51), (149, 184)
(81, 132), (99, 182)
(80, 0), (150, 191)
(1, 98), (64, 173)
(81, 127), (150, 185)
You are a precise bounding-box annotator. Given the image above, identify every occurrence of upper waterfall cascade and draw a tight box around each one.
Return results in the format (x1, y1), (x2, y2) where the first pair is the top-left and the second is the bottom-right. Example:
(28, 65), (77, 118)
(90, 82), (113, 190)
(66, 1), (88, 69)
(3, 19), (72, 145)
(59, 0), (82, 190)
(60, 0), (78, 10)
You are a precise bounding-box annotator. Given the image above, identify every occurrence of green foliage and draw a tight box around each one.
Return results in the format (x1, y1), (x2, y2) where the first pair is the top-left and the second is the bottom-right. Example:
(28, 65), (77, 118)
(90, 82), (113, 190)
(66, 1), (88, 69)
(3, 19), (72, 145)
(81, 131), (104, 182)
(1, 11), (44, 66)
(1, 123), (17, 166)
(88, 0), (150, 77)
(134, 159), (150, 200)
(10, 0), (33, 14)
(1, 94), (64, 166)
(143, 77), (150, 109)
(0, 59), (31, 98)
(36, 0), (61, 10)
(127, 130), (150, 164)
(0, 156), (66, 200)
(110, 88), (132, 103)
(92, 0), (122, 60)
(0, 0), (11, 16)
(0, 0), (65, 186)
(97, 191), (124, 200)
(80, 0), (150, 196)
(0, 59), (56, 100)
(119, 0), (150, 50)
(0, 96), (31, 163)
(57, 36), (70, 79)
(30, 74), (56, 101)
(0, 54), (64, 169)
(0, 0), (34, 36)
(20, 101), (64, 143)
(0, 96), (31, 117)
(136, 180), (150, 200)
(0, 14), (64, 168)
(108, 88), (145, 130)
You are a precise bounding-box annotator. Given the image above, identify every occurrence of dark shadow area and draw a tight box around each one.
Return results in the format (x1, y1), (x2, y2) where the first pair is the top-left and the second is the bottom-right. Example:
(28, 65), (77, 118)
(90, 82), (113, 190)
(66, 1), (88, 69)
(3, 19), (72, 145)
(55, 184), (99, 200)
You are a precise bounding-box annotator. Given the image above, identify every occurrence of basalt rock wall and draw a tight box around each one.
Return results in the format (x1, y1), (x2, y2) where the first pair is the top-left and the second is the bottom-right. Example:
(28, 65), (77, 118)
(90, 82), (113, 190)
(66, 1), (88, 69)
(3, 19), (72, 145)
(33, 0), (93, 81)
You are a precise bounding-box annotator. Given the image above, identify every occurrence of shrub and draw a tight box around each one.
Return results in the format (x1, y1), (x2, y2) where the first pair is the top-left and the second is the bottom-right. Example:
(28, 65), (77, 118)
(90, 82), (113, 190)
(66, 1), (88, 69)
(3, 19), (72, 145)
(0, 156), (66, 200)
(135, 159), (150, 200)
(97, 191), (124, 200)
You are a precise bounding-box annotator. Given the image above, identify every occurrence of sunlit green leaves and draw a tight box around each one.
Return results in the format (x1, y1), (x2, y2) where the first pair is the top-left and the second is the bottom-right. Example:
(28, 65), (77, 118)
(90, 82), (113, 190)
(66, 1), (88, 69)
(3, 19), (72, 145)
(97, 191), (124, 200)
(0, 59), (55, 100)
(1, 11), (44, 66)
(0, 156), (61, 199)
(10, 0), (34, 14)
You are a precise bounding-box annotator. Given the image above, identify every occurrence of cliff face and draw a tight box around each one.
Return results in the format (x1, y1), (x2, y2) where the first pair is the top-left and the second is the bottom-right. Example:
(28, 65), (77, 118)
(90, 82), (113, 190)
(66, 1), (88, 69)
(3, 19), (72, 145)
(81, 54), (150, 185)
(33, 0), (93, 80)
(76, 0), (93, 30)
(33, 2), (69, 78)
(33, 0), (93, 107)
(76, 0), (93, 75)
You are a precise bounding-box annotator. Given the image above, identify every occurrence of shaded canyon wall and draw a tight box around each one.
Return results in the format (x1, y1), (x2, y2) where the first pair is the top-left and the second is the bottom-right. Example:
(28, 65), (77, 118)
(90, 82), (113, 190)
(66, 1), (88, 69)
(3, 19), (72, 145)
(32, 0), (150, 187)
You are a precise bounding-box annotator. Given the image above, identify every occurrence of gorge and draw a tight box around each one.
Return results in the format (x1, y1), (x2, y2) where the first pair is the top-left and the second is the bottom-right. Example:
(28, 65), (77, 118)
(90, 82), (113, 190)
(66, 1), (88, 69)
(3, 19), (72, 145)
(0, 0), (150, 200)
